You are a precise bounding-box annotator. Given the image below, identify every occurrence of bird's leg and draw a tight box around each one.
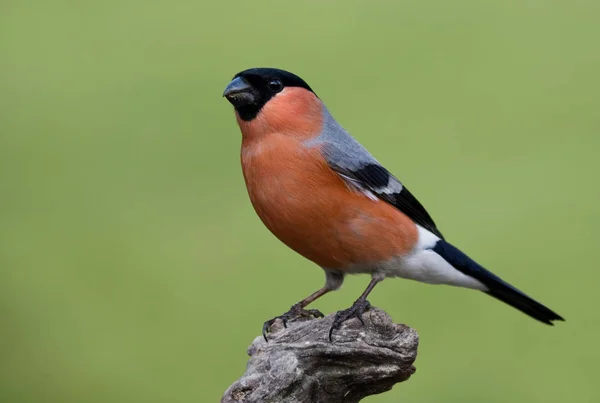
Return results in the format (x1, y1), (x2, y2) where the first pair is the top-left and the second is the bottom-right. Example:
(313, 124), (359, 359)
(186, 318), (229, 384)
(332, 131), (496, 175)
(329, 277), (382, 341)
(262, 287), (329, 341)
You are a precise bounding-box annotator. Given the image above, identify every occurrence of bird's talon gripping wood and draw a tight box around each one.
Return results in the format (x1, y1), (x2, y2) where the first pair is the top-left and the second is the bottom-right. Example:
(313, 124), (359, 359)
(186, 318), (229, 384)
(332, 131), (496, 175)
(329, 299), (372, 341)
(224, 67), (564, 340)
(262, 305), (325, 342)
(306, 308), (325, 318)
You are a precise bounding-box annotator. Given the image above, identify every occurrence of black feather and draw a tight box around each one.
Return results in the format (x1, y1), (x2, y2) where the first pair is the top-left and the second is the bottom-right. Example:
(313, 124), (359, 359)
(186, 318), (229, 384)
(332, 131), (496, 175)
(341, 163), (444, 239)
(381, 186), (444, 239)
(432, 239), (564, 324)
(352, 164), (390, 188)
(230, 68), (315, 121)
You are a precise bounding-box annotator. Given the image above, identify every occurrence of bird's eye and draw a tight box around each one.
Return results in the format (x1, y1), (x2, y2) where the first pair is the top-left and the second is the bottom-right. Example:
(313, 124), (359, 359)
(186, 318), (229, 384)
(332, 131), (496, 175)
(268, 79), (283, 93)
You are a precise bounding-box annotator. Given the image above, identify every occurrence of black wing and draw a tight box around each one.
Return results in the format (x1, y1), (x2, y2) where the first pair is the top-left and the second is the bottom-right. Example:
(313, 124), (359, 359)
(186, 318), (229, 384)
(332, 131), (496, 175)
(332, 162), (445, 239)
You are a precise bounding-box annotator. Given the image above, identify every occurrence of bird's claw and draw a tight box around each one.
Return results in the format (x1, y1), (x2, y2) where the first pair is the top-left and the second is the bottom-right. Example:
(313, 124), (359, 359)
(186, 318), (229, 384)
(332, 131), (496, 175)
(262, 305), (324, 342)
(329, 299), (372, 341)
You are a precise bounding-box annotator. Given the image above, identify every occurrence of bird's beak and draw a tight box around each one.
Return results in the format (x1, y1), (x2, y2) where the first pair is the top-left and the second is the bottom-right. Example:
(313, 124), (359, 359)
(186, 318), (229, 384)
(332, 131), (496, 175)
(223, 77), (256, 106)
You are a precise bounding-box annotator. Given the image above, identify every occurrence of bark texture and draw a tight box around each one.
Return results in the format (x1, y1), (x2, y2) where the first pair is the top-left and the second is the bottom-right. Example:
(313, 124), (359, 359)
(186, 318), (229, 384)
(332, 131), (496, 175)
(221, 307), (418, 403)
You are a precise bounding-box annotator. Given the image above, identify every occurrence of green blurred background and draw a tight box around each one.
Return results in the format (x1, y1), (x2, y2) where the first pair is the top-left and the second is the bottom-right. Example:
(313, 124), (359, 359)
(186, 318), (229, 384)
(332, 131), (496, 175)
(1, 0), (598, 402)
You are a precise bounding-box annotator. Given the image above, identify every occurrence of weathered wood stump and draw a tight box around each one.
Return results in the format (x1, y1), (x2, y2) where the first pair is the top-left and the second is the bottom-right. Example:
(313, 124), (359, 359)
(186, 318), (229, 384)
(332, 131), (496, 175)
(222, 307), (418, 403)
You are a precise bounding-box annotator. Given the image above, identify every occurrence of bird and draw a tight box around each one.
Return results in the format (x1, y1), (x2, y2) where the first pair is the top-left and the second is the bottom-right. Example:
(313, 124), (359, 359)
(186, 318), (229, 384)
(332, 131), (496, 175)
(222, 67), (564, 341)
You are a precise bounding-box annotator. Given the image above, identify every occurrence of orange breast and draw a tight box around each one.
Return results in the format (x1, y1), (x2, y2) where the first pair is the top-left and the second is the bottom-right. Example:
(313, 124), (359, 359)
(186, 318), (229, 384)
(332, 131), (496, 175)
(241, 134), (418, 270)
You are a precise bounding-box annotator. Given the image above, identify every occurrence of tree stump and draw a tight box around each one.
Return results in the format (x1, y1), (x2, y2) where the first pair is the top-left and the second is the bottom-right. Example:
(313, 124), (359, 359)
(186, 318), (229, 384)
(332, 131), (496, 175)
(221, 307), (418, 403)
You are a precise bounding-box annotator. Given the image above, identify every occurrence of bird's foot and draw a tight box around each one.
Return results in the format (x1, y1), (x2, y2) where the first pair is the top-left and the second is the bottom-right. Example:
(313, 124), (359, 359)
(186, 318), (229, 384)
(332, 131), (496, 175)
(329, 299), (372, 341)
(262, 304), (324, 341)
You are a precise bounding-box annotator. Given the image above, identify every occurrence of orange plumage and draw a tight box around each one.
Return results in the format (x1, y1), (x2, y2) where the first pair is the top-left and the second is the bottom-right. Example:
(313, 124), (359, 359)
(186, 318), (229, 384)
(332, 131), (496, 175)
(242, 132), (418, 270)
(238, 87), (418, 269)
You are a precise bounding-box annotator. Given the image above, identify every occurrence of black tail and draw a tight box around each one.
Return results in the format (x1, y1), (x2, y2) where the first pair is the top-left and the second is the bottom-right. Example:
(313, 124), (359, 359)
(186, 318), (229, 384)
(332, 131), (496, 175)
(432, 240), (564, 324)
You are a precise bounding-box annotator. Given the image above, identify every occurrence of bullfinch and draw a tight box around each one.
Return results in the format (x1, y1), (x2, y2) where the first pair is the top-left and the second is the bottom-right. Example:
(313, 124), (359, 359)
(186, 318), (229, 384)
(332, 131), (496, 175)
(222, 67), (564, 341)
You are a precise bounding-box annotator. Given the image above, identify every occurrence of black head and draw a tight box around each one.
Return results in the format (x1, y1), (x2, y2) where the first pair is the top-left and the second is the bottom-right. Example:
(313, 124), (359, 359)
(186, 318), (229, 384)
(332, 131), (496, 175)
(223, 68), (315, 121)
